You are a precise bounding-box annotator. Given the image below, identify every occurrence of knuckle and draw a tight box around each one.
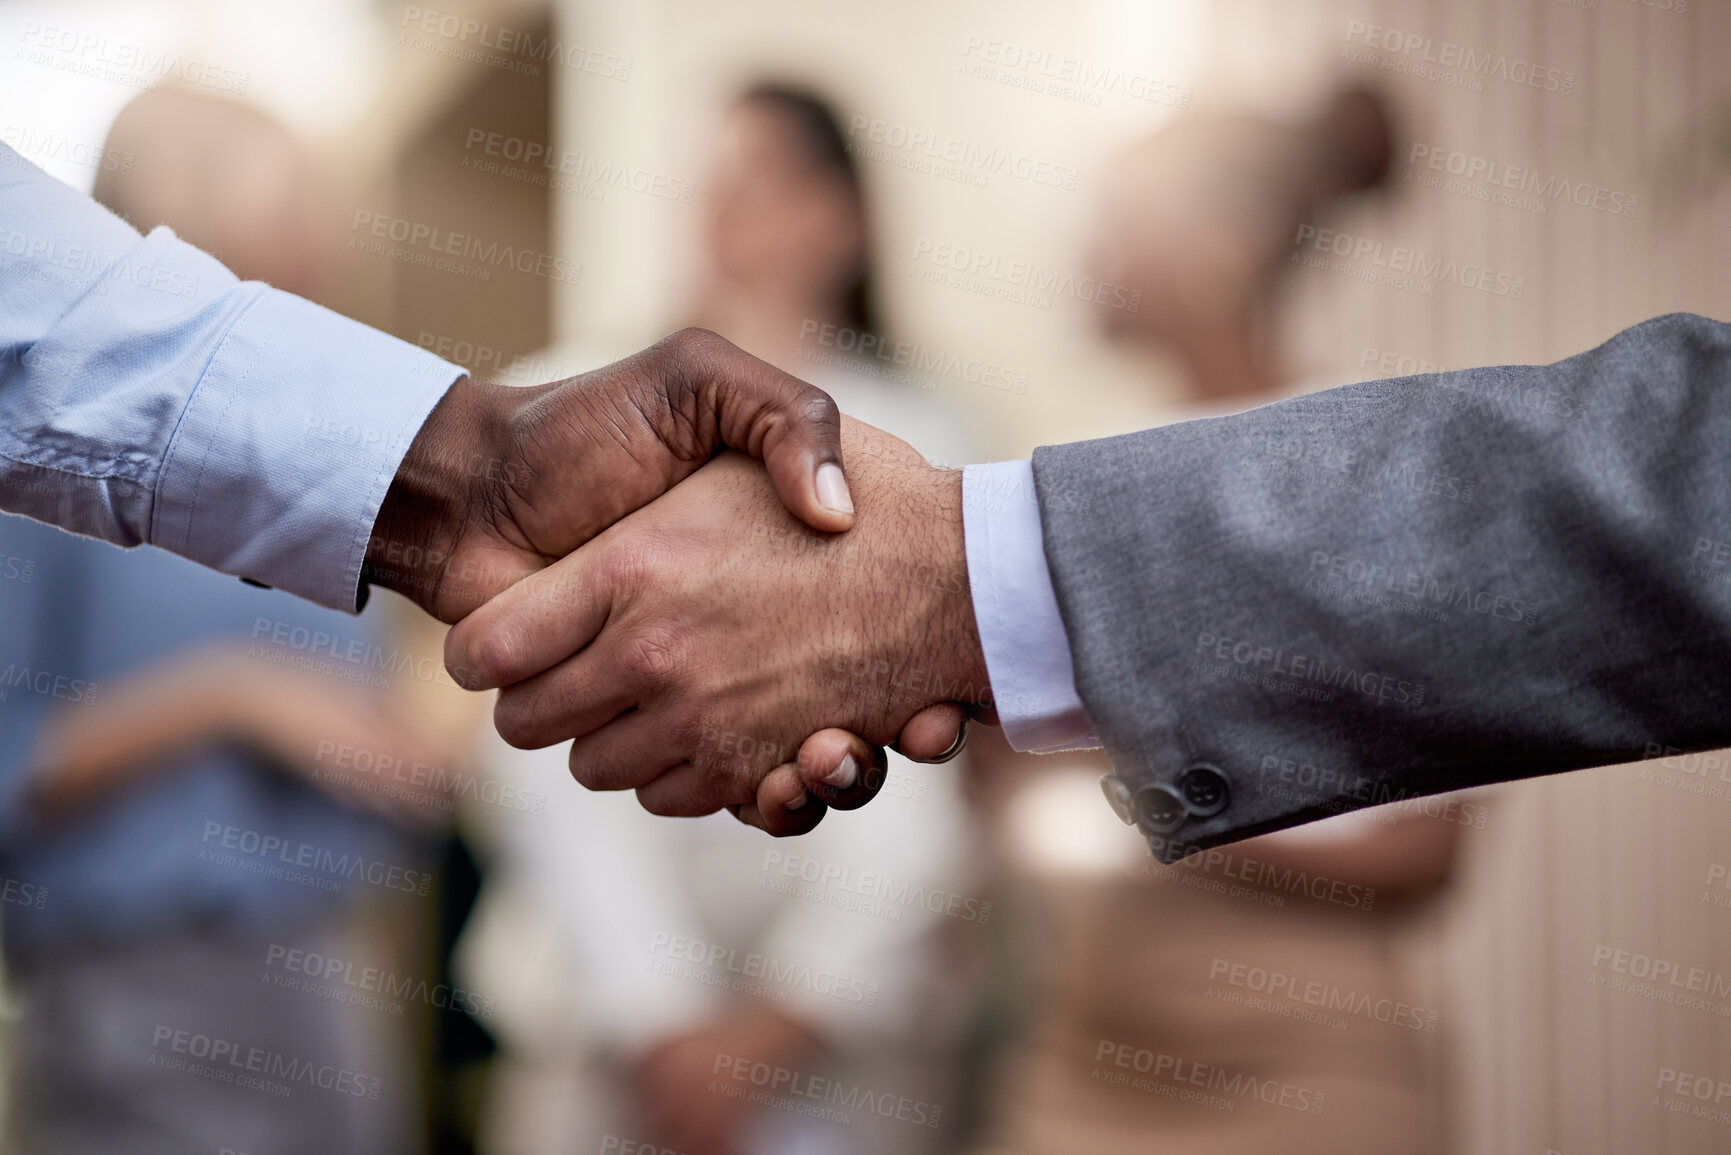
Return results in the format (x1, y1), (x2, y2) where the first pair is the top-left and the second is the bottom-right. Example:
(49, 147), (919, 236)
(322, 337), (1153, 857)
(666, 702), (706, 753)
(567, 745), (615, 791)
(795, 384), (841, 429)
(492, 697), (545, 751)
(568, 761), (602, 791)
(618, 625), (685, 684)
(598, 534), (669, 595)
(461, 623), (525, 689)
(637, 791), (679, 817)
(662, 326), (724, 370)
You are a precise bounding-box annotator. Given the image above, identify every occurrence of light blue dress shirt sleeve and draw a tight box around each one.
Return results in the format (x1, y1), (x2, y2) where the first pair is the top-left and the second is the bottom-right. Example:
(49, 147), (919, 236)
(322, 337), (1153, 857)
(0, 143), (464, 611)
(962, 459), (1100, 753)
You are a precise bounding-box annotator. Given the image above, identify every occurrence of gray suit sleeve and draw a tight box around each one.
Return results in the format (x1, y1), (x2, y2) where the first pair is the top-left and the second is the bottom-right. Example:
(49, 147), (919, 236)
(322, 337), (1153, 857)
(1031, 313), (1731, 861)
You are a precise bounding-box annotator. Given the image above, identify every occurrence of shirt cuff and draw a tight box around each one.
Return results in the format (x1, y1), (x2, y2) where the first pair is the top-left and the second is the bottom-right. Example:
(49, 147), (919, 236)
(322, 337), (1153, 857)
(151, 285), (463, 612)
(963, 460), (1099, 753)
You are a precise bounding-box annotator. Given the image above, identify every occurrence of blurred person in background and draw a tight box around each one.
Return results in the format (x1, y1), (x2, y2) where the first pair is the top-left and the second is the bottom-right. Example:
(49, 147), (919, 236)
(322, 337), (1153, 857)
(689, 82), (974, 450)
(961, 87), (1464, 1155)
(1085, 86), (1395, 402)
(0, 89), (462, 1154)
(457, 83), (984, 1155)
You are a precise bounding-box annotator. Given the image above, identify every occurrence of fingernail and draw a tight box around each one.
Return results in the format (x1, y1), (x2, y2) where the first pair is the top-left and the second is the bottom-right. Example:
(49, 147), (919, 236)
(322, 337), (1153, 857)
(824, 753), (858, 789)
(815, 463), (854, 516)
(786, 790), (808, 811)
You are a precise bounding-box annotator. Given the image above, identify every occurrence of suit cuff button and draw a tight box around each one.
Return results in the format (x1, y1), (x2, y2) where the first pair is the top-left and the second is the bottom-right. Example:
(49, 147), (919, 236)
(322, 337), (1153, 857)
(1179, 763), (1230, 818)
(1099, 774), (1136, 825)
(1133, 784), (1188, 834)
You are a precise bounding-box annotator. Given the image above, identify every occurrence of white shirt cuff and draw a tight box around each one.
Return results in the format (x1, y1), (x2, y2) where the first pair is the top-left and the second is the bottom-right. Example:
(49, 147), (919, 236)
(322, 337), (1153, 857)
(962, 460), (1099, 753)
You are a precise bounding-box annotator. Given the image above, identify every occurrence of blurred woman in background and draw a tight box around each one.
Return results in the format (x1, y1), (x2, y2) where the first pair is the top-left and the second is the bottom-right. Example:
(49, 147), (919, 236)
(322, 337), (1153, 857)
(690, 83), (972, 450)
(460, 83), (984, 1155)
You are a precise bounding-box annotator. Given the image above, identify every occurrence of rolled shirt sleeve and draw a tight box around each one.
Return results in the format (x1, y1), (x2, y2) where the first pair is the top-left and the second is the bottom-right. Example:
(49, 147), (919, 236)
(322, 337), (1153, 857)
(962, 460), (1099, 753)
(0, 143), (462, 611)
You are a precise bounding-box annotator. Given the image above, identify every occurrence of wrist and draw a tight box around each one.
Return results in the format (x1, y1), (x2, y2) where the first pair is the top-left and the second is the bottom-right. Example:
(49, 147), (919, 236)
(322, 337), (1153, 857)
(806, 425), (991, 735)
(922, 468), (992, 705)
(363, 376), (513, 618)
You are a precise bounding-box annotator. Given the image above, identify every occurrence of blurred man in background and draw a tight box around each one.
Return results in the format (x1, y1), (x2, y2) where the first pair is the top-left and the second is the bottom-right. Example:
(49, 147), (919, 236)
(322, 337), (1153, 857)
(1086, 87), (1393, 400)
(0, 89), (461, 1155)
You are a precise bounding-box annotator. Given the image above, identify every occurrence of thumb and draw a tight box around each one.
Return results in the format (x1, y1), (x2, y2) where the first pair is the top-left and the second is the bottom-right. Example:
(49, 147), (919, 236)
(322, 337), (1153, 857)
(748, 386), (855, 536)
(668, 327), (855, 534)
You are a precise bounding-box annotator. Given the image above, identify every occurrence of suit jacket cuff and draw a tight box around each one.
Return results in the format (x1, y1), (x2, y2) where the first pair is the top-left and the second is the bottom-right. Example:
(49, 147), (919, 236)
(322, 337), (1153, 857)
(962, 461), (1099, 753)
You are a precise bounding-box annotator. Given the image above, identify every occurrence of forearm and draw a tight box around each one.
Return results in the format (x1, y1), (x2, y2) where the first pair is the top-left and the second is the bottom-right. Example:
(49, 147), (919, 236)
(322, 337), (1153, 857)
(2, 146), (463, 610)
(28, 658), (244, 817)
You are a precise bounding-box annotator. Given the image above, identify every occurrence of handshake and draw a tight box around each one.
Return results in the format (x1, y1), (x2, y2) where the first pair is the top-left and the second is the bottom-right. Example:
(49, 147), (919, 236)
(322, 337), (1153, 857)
(366, 328), (994, 834)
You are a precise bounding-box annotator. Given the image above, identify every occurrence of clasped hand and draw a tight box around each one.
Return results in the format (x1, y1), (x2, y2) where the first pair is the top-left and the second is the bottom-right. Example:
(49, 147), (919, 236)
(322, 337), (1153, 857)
(446, 416), (991, 832)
